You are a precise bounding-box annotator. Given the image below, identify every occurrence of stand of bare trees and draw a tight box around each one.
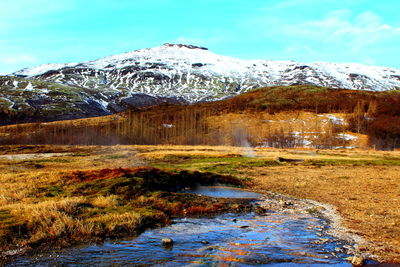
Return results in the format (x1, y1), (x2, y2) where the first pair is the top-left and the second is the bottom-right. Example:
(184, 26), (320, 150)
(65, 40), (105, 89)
(1, 85), (400, 150)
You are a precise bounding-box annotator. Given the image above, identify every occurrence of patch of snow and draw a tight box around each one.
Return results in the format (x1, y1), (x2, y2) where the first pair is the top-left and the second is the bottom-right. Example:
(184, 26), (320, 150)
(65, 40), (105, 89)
(24, 82), (34, 91)
(337, 133), (358, 141)
(324, 114), (345, 125)
(162, 124), (175, 128)
(364, 115), (374, 121)
(94, 98), (110, 112)
(333, 146), (356, 149)
(13, 63), (77, 77)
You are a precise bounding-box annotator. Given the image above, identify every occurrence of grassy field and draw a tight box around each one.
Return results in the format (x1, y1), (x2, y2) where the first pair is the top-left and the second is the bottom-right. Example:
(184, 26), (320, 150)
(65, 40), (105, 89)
(0, 145), (254, 263)
(0, 145), (399, 263)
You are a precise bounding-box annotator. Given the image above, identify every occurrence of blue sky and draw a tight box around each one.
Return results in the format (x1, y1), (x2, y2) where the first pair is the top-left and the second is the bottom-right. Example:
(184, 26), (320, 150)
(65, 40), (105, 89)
(1, 0), (400, 74)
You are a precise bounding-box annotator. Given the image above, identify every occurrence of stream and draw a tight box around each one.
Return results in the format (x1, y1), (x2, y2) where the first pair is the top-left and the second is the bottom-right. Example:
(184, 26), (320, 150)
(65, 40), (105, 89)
(9, 187), (359, 266)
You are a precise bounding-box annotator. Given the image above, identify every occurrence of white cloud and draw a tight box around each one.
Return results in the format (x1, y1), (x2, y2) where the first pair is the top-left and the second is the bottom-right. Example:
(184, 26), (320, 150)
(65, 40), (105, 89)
(293, 10), (400, 51)
(283, 10), (400, 40)
(243, 6), (400, 66)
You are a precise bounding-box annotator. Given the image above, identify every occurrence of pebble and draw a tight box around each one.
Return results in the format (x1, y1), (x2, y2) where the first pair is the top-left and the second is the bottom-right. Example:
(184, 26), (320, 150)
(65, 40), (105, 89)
(346, 256), (365, 266)
(352, 256), (365, 266)
(319, 238), (329, 244)
(254, 206), (267, 215)
(2, 248), (25, 256)
(334, 247), (342, 253)
(162, 238), (173, 246)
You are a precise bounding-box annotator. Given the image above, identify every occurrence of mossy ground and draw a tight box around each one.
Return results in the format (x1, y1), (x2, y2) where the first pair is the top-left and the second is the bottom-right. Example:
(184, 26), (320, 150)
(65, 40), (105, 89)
(0, 146), (252, 263)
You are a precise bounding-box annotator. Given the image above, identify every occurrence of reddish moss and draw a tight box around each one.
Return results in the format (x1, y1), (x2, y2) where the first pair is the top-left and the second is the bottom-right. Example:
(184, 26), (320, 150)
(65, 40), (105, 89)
(70, 167), (163, 183)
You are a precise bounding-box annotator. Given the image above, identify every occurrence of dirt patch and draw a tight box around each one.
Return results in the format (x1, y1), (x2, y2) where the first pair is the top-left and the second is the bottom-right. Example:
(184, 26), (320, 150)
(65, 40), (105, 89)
(0, 153), (71, 161)
(246, 165), (400, 263)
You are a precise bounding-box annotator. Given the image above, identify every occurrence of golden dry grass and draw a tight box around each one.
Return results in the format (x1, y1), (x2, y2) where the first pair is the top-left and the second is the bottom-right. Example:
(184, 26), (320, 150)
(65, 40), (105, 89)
(0, 146), (152, 254)
(1, 144), (399, 263)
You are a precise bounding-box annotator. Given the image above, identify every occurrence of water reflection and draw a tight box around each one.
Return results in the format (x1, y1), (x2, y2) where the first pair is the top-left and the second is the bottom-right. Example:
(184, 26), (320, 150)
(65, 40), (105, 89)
(183, 185), (264, 199)
(11, 211), (353, 266)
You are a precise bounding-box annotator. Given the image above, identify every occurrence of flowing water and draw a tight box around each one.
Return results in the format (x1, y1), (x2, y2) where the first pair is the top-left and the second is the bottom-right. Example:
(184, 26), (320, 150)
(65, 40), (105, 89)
(182, 185), (264, 199)
(9, 187), (357, 266)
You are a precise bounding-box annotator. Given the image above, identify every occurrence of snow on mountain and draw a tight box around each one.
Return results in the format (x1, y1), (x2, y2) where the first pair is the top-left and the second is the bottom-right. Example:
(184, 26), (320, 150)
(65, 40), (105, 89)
(14, 63), (77, 77)
(11, 43), (400, 106)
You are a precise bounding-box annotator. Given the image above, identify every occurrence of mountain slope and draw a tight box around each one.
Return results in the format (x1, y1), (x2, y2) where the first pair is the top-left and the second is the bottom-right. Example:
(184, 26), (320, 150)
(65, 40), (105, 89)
(0, 75), (186, 125)
(0, 76), (111, 124)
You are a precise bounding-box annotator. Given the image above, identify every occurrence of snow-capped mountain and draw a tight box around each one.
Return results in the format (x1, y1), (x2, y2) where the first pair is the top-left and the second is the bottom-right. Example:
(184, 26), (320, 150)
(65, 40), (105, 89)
(2, 43), (400, 124)
(13, 43), (400, 105)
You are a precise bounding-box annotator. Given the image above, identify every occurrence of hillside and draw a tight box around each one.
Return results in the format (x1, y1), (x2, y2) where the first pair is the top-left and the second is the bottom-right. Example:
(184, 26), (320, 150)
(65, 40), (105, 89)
(4, 43), (400, 124)
(0, 75), (186, 125)
(0, 76), (111, 125)
(1, 85), (399, 149)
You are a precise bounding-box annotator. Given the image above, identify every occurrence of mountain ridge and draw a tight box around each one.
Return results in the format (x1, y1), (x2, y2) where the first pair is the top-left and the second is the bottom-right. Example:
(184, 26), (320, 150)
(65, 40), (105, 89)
(2, 43), (400, 124)
(13, 44), (400, 98)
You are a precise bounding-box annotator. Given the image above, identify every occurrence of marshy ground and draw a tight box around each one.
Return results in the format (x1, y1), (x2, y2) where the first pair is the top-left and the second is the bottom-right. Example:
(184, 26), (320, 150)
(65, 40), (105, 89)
(0, 145), (399, 264)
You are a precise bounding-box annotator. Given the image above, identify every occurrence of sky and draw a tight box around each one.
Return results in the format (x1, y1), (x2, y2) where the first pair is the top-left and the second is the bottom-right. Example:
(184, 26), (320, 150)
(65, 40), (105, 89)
(1, 0), (400, 74)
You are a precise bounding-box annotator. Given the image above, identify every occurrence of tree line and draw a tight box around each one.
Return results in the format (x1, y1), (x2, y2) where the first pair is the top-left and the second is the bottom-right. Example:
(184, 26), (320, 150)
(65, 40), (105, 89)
(1, 85), (399, 150)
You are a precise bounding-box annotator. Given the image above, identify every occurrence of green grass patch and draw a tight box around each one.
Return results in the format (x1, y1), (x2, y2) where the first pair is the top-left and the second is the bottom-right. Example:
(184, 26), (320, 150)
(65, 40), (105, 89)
(71, 152), (90, 157)
(151, 155), (281, 175)
(44, 185), (66, 197)
(67, 167), (243, 198)
(306, 207), (320, 215)
(34, 158), (72, 164)
(101, 154), (129, 160)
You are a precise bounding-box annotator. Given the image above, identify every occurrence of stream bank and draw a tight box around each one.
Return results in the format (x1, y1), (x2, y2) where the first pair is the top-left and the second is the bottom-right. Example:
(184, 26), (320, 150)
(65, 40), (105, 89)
(8, 186), (375, 266)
